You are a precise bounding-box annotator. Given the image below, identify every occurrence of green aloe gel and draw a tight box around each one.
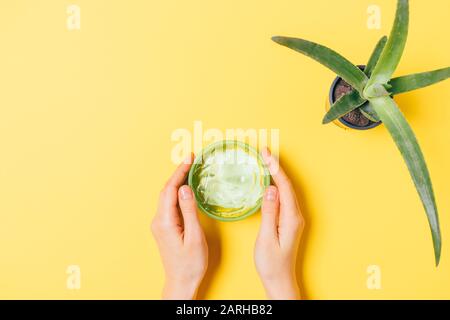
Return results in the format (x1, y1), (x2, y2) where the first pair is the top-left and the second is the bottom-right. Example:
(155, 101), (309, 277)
(188, 141), (270, 221)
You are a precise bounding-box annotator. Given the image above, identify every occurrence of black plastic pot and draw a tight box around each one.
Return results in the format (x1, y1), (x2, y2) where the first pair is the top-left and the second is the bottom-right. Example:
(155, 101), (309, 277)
(328, 65), (382, 130)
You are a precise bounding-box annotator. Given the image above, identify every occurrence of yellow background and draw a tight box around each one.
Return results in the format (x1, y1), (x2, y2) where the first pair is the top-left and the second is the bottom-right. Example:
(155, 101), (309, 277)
(0, 0), (449, 299)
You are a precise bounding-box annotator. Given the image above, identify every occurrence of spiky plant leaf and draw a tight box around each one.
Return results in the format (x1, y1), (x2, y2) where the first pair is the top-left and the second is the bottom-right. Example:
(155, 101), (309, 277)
(322, 37), (388, 125)
(364, 66), (450, 122)
(390, 67), (450, 95)
(272, 36), (368, 94)
(365, 36), (388, 77)
(359, 36), (388, 122)
(363, 67), (450, 121)
(365, 0), (409, 98)
(360, 65), (450, 126)
(369, 95), (441, 266)
(360, 36), (388, 122)
(322, 90), (366, 124)
(360, 103), (380, 122)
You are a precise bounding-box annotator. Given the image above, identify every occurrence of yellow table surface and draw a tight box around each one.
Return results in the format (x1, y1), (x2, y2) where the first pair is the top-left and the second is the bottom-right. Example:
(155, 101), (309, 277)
(1, 0), (449, 299)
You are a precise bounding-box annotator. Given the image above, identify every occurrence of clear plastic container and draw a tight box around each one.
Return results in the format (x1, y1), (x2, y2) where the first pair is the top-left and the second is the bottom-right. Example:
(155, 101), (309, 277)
(188, 141), (270, 221)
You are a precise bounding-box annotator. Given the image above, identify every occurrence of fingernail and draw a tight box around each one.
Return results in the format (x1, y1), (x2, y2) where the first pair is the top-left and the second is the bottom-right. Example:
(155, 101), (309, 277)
(179, 185), (193, 200)
(265, 187), (277, 201)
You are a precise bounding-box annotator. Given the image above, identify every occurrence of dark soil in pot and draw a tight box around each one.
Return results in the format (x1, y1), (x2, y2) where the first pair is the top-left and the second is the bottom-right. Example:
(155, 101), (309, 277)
(330, 65), (382, 130)
(333, 78), (372, 128)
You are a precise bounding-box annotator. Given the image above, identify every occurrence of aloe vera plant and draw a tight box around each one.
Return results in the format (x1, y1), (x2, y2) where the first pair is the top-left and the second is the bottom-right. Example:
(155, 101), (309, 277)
(273, 0), (449, 265)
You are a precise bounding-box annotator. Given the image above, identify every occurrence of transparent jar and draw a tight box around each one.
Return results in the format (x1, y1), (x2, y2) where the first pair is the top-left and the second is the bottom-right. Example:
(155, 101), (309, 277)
(188, 140), (270, 221)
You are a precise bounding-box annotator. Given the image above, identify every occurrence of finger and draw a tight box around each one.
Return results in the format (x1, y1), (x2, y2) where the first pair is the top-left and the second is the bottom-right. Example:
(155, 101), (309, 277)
(261, 148), (297, 209)
(178, 185), (203, 243)
(156, 153), (195, 227)
(165, 153), (194, 190)
(160, 153), (194, 209)
(259, 186), (280, 240)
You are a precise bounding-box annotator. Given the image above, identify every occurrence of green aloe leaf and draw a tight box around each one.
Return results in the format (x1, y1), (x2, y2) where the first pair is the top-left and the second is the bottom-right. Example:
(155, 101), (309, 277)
(365, 36), (388, 77)
(360, 102), (380, 122)
(323, 37), (388, 124)
(369, 95), (441, 266)
(365, 0), (409, 98)
(390, 67), (450, 95)
(360, 36), (388, 122)
(322, 90), (367, 124)
(272, 36), (368, 94)
(365, 67), (450, 122)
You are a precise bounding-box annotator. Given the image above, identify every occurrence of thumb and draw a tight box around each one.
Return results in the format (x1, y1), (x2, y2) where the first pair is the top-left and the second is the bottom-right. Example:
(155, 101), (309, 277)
(178, 185), (202, 241)
(259, 186), (280, 239)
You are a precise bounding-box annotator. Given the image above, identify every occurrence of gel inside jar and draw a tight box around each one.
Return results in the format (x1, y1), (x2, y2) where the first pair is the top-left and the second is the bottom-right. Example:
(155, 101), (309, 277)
(188, 141), (270, 221)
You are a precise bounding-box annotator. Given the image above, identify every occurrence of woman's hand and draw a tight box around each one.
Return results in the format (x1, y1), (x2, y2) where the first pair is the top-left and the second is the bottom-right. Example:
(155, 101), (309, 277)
(151, 154), (208, 300)
(254, 148), (305, 300)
